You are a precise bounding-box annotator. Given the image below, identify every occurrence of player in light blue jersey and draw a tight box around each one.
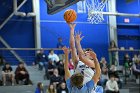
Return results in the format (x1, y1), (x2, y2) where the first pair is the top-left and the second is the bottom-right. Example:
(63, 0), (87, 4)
(62, 47), (101, 93)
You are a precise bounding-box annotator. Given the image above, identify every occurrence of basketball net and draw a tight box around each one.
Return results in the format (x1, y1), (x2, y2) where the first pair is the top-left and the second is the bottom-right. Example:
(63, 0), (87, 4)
(86, 0), (107, 24)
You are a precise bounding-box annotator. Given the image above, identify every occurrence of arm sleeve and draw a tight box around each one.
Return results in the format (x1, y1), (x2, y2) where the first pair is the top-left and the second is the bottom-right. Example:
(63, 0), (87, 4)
(86, 80), (94, 90)
(115, 81), (119, 91)
(66, 78), (72, 92)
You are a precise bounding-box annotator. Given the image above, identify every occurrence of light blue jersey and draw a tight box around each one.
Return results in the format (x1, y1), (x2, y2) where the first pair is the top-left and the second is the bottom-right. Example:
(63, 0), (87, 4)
(66, 78), (94, 93)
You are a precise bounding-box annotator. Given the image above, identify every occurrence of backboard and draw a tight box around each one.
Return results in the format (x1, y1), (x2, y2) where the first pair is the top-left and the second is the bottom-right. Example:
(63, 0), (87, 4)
(45, 0), (82, 14)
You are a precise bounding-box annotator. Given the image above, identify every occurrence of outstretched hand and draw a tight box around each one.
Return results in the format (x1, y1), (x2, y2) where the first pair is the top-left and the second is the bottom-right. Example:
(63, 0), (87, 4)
(62, 46), (70, 55)
(68, 23), (76, 30)
(75, 31), (84, 43)
(88, 51), (97, 59)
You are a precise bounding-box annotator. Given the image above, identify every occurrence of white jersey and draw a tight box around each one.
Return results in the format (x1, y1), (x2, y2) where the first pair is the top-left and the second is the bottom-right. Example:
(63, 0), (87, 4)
(74, 61), (95, 84)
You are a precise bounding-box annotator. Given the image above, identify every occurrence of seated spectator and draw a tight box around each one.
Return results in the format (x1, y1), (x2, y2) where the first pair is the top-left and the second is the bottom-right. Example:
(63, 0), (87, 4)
(48, 49), (59, 65)
(46, 83), (56, 93)
(35, 49), (48, 71)
(2, 63), (14, 86)
(57, 82), (68, 93)
(68, 58), (74, 75)
(58, 60), (65, 77)
(15, 62), (30, 85)
(108, 65), (122, 89)
(132, 54), (138, 63)
(35, 82), (44, 93)
(132, 61), (140, 82)
(100, 57), (109, 69)
(105, 75), (119, 93)
(50, 68), (62, 88)
(100, 66), (109, 86)
(46, 60), (56, 79)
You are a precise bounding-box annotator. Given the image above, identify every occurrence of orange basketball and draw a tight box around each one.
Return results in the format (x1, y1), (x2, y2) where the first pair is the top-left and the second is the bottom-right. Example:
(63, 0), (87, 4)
(64, 9), (77, 23)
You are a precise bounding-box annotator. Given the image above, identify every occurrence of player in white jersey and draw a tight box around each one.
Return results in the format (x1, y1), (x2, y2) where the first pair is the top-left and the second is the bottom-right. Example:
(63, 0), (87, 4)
(68, 23), (101, 85)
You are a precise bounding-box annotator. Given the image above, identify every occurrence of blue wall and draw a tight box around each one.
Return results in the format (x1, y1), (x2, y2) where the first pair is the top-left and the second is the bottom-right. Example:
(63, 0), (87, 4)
(0, 0), (35, 65)
(116, 0), (140, 65)
(40, 0), (109, 61)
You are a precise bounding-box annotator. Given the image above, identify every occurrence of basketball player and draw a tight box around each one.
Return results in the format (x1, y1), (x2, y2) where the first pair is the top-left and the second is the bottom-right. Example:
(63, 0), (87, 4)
(62, 47), (101, 93)
(68, 23), (98, 84)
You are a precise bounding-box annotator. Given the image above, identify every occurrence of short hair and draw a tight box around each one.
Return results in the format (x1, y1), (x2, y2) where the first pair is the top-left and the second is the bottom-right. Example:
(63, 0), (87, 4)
(5, 63), (10, 65)
(19, 62), (24, 65)
(70, 73), (84, 87)
(85, 48), (93, 51)
(109, 74), (115, 79)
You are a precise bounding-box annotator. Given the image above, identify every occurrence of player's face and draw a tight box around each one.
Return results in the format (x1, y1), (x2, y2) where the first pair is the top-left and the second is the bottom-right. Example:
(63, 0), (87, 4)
(84, 51), (93, 59)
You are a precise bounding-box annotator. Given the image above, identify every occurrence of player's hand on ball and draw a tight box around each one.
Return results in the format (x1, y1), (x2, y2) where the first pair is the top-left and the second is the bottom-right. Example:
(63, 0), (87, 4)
(75, 31), (84, 42)
(68, 23), (76, 30)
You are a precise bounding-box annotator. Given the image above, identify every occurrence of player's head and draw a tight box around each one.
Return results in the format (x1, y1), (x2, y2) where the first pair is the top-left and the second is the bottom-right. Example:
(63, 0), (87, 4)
(84, 48), (93, 59)
(70, 73), (84, 88)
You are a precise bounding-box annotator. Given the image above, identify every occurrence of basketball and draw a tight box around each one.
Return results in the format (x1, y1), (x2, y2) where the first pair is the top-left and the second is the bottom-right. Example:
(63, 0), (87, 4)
(64, 9), (77, 23)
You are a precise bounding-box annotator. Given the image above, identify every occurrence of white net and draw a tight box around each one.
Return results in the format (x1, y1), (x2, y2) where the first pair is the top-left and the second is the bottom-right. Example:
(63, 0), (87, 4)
(86, 0), (107, 24)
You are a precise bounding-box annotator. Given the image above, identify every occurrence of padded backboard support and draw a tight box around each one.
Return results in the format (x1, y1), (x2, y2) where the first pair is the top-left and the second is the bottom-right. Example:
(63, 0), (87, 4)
(45, 0), (82, 15)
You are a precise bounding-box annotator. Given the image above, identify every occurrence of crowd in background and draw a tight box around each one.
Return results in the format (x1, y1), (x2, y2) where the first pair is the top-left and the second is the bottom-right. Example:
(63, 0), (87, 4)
(0, 38), (140, 93)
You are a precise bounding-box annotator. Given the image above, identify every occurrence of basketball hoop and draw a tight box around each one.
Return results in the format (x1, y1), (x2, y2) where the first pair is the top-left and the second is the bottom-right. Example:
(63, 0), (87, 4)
(86, 0), (107, 24)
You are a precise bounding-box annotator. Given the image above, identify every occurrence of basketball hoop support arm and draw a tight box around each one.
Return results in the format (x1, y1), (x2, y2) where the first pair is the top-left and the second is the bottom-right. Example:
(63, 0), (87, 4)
(95, 12), (140, 17)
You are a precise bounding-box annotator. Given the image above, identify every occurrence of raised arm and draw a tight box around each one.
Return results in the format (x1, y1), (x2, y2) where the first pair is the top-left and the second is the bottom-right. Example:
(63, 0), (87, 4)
(89, 51), (101, 85)
(69, 23), (79, 65)
(75, 31), (84, 55)
(62, 47), (71, 80)
(75, 32), (95, 68)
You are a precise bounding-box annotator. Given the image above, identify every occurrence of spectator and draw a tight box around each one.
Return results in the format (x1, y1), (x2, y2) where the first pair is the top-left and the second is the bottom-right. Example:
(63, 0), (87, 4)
(132, 54), (138, 63)
(2, 63), (14, 86)
(109, 40), (117, 65)
(57, 37), (65, 61)
(68, 58), (74, 75)
(46, 60), (56, 79)
(57, 82), (68, 93)
(100, 57), (109, 69)
(35, 49), (48, 71)
(124, 53), (132, 69)
(46, 84), (56, 93)
(50, 68), (62, 88)
(15, 62), (30, 85)
(48, 49), (59, 65)
(105, 75), (119, 93)
(108, 65), (122, 89)
(132, 61), (140, 83)
(35, 82), (44, 93)
(100, 66), (109, 87)
(58, 60), (65, 77)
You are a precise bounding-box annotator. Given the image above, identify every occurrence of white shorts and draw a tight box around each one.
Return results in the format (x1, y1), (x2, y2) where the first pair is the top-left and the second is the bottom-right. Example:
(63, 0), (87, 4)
(74, 61), (95, 84)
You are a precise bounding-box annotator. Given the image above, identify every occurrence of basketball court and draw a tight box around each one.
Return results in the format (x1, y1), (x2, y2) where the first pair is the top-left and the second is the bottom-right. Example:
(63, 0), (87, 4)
(0, 0), (140, 93)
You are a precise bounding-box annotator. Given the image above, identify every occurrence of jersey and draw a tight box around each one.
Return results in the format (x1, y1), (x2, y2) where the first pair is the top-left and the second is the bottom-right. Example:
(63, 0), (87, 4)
(74, 61), (95, 84)
(92, 85), (103, 93)
(66, 78), (94, 93)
